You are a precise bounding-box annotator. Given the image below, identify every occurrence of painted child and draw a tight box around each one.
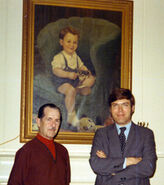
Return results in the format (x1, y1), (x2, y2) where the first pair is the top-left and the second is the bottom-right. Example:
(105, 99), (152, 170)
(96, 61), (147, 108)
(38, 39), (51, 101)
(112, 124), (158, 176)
(51, 26), (95, 127)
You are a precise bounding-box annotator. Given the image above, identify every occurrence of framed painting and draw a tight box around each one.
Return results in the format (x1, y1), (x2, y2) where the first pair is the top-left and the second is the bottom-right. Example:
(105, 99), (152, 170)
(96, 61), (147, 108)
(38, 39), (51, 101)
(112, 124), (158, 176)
(20, 0), (133, 144)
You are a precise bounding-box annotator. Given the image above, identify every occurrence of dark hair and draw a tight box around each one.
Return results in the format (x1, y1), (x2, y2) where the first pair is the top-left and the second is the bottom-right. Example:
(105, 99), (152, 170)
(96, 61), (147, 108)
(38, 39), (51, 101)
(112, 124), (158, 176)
(59, 26), (80, 40)
(108, 88), (135, 107)
(38, 103), (62, 122)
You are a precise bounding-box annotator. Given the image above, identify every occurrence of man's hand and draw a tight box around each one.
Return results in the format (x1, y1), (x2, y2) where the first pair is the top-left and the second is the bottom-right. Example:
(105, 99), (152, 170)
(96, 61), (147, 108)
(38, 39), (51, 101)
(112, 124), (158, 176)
(96, 151), (116, 176)
(96, 150), (107, 158)
(126, 157), (142, 167)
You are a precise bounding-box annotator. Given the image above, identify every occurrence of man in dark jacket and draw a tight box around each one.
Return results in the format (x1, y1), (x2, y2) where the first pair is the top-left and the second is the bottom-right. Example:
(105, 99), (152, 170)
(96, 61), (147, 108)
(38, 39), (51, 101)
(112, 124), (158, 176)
(89, 88), (157, 185)
(8, 103), (71, 185)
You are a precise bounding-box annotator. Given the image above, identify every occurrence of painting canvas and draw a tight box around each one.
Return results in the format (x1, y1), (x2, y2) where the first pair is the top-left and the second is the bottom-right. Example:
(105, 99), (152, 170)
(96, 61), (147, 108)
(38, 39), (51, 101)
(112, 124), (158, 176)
(20, 0), (133, 144)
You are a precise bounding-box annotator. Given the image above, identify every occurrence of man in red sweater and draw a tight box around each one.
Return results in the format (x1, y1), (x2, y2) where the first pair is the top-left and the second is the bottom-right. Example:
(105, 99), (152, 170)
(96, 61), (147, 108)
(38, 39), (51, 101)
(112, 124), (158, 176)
(8, 103), (71, 185)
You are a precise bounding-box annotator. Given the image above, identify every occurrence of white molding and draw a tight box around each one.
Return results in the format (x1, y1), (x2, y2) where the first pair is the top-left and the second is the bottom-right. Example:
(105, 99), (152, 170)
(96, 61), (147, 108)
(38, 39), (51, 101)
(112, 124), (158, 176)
(0, 149), (164, 158)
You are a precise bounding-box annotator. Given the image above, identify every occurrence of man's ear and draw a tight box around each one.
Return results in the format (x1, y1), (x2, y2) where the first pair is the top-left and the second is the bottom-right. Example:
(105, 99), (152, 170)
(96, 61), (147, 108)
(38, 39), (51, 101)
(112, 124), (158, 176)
(59, 39), (63, 46)
(132, 105), (135, 114)
(36, 117), (41, 128)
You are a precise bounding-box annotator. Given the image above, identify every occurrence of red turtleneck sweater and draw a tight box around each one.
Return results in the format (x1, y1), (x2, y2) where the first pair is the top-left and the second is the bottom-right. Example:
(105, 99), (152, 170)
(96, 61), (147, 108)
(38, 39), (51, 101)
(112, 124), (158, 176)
(8, 133), (71, 185)
(36, 133), (56, 160)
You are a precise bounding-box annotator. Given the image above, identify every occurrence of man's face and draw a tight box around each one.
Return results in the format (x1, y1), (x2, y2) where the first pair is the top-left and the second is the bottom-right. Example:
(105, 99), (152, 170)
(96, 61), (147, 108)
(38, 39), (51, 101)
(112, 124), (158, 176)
(36, 107), (61, 140)
(110, 99), (135, 126)
(60, 32), (78, 55)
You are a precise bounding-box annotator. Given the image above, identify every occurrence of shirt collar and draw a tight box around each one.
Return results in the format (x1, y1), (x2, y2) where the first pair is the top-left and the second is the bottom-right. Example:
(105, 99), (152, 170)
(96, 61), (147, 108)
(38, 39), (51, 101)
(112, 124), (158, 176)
(115, 122), (132, 134)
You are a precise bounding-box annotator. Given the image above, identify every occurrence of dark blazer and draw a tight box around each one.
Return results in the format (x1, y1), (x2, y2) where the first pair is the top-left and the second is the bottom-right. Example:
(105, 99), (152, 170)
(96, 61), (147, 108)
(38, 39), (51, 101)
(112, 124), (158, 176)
(89, 122), (157, 185)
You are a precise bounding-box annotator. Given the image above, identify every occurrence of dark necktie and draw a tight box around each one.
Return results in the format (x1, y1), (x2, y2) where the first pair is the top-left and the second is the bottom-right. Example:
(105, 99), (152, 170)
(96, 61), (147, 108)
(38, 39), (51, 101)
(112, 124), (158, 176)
(119, 127), (126, 155)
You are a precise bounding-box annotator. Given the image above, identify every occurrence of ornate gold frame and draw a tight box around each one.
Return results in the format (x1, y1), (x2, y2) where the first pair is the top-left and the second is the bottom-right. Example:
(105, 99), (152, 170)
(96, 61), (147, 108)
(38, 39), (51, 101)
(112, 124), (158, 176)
(20, 0), (133, 144)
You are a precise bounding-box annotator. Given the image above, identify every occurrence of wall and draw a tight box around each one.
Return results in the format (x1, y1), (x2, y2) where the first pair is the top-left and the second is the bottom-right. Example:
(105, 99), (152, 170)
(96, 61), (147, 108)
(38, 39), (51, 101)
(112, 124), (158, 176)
(0, 0), (164, 184)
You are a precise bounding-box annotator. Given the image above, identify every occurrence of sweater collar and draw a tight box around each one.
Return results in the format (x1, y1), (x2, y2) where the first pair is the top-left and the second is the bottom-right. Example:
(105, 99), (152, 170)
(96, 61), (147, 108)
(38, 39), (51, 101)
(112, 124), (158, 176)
(36, 133), (54, 145)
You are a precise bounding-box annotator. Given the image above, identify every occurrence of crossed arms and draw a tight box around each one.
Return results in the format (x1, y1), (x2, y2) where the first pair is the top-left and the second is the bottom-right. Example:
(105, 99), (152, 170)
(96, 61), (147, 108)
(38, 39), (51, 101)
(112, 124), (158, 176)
(89, 127), (157, 181)
(96, 150), (142, 169)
